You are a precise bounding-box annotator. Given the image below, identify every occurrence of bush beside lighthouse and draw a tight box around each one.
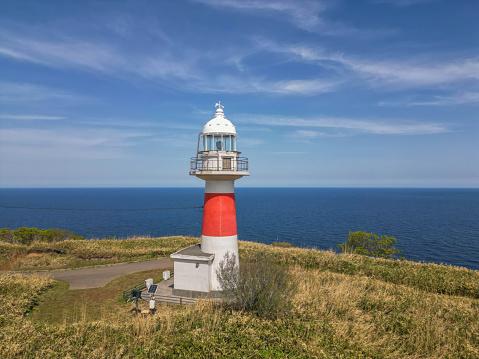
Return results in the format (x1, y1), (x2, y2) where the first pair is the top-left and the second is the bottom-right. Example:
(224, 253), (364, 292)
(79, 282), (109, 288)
(170, 102), (249, 298)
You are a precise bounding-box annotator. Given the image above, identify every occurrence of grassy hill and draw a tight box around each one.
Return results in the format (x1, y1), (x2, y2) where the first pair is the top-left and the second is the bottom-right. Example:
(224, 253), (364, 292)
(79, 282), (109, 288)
(0, 236), (478, 358)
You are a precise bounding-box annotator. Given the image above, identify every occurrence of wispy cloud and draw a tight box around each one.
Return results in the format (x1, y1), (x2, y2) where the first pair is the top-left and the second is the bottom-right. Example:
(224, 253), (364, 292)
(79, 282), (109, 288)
(0, 82), (91, 104)
(0, 35), (124, 72)
(268, 151), (308, 154)
(257, 40), (479, 88)
(0, 30), (338, 95)
(272, 79), (340, 94)
(372, 0), (436, 7)
(0, 114), (65, 120)
(379, 92), (479, 106)
(192, 0), (390, 37)
(411, 92), (479, 106)
(235, 114), (449, 135)
(192, 0), (330, 33)
(295, 130), (325, 138)
(0, 127), (152, 161)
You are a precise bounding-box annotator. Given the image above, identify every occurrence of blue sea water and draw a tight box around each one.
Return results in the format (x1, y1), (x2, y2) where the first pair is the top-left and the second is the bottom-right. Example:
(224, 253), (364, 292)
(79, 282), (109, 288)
(0, 188), (478, 271)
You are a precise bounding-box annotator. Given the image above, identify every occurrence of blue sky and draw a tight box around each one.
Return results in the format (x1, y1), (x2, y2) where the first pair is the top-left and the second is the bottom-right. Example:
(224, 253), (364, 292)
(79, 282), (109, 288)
(0, 0), (478, 188)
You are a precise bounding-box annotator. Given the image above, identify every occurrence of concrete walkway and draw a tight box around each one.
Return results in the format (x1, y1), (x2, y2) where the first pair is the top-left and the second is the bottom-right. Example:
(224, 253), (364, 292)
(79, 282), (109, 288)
(30, 258), (173, 290)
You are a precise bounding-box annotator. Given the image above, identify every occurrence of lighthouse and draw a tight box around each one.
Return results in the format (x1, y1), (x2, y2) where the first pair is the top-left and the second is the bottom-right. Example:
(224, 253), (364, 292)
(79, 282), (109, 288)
(171, 102), (249, 297)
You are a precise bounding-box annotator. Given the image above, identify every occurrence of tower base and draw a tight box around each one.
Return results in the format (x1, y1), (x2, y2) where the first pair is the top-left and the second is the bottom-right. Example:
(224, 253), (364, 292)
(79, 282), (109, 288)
(171, 288), (223, 299)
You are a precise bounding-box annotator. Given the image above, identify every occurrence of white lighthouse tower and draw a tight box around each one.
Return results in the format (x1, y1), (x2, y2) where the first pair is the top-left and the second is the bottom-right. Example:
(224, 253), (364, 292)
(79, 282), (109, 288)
(171, 102), (249, 298)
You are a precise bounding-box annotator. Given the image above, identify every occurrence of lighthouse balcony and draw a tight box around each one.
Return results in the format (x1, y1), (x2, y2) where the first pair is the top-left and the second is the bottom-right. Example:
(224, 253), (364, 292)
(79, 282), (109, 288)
(190, 156), (249, 178)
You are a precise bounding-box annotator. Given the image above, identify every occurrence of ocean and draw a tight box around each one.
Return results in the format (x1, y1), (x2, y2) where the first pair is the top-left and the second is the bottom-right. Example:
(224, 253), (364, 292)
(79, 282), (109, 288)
(0, 188), (478, 271)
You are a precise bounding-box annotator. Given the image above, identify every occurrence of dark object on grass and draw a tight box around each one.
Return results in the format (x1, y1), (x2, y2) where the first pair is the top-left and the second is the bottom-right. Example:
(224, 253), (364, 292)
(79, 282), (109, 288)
(128, 289), (143, 314)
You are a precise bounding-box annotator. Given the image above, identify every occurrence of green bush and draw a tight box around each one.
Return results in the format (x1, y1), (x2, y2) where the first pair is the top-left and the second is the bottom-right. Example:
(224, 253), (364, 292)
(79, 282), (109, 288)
(338, 231), (403, 259)
(0, 227), (85, 245)
(216, 252), (295, 317)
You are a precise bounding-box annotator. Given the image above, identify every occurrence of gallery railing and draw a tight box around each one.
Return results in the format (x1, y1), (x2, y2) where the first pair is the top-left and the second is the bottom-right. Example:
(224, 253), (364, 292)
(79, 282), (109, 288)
(190, 156), (248, 172)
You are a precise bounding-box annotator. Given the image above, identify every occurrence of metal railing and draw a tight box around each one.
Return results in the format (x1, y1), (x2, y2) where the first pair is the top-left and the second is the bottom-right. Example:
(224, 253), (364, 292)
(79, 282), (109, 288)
(190, 156), (248, 172)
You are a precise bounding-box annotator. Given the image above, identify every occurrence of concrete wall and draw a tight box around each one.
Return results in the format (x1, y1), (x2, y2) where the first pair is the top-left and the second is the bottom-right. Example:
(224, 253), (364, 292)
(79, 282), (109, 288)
(173, 259), (211, 293)
(202, 234), (239, 291)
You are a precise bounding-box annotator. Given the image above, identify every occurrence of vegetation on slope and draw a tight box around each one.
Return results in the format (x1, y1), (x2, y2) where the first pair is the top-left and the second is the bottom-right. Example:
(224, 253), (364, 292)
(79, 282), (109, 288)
(0, 235), (199, 270)
(0, 236), (478, 358)
(0, 227), (85, 245)
(240, 241), (479, 300)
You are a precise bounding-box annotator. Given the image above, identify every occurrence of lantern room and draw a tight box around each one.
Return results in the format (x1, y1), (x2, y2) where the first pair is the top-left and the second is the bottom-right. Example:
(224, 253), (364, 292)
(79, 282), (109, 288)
(190, 102), (249, 178)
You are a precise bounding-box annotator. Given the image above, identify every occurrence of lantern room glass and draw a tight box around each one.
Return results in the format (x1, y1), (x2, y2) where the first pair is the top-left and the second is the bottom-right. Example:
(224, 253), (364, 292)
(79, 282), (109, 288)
(202, 134), (236, 151)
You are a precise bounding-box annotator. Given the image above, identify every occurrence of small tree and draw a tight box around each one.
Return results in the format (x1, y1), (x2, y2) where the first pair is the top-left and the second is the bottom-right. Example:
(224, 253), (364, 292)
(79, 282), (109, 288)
(216, 252), (295, 317)
(12, 227), (39, 245)
(338, 231), (403, 259)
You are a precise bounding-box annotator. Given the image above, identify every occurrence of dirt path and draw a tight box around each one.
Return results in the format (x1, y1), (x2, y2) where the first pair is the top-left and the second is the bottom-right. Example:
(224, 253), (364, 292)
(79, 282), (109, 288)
(29, 258), (173, 290)
(0, 251), (27, 270)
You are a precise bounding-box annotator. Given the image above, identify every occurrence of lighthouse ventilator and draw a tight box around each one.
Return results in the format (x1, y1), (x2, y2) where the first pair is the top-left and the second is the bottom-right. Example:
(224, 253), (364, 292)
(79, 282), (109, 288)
(170, 102), (249, 298)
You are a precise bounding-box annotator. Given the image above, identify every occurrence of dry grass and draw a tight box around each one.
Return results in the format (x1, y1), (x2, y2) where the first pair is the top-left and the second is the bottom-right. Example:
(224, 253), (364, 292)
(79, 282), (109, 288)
(0, 272), (55, 322)
(5, 236), (199, 271)
(239, 240), (479, 299)
(292, 267), (479, 358)
(1, 238), (478, 358)
(0, 242), (27, 267)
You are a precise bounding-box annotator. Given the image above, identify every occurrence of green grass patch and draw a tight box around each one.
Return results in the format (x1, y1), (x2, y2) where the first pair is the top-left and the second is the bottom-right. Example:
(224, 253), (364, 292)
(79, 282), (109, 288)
(28, 268), (170, 325)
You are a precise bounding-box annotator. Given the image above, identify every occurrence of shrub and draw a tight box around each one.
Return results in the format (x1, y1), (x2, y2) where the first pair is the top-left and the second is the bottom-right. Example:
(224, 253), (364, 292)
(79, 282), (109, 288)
(0, 227), (85, 244)
(216, 252), (295, 317)
(12, 227), (39, 245)
(0, 228), (14, 243)
(338, 231), (403, 259)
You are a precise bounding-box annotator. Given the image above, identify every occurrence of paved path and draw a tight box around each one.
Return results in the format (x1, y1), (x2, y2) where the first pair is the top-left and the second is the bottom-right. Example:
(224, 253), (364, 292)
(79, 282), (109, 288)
(31, 258), (173, 290)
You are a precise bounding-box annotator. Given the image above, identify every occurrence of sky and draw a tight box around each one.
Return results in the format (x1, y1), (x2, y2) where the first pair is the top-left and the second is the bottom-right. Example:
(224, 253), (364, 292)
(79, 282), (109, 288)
(0, 0), (478, 188)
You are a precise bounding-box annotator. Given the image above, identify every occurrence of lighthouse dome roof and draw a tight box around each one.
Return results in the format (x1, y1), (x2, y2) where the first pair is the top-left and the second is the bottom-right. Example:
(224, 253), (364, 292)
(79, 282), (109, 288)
(202, 105), (237, 135)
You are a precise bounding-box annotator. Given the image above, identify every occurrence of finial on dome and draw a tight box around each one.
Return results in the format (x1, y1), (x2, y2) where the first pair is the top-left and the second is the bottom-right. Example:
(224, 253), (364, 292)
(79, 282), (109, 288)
(215, 101), (224, 111)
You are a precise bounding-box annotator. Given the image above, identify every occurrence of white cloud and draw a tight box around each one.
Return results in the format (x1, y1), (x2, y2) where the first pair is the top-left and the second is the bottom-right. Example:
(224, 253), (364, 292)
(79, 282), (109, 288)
(256, 40), (479, 88)
(295, 130), (324, 138)
(192, 0), (329, 32)
(379, 92), (479, 107)
(269, 151), (308, 154)
(272, 79), (340, 94)
(0, 82), (91, 104)
(372, 0), (436, 7)
(0, 30), (339, 95)
(412, 92), (479, 106)
(0, 127), (153, 162)
(235, 114), (449, 135)
(0, 30), (195, 83)
(339, 56), (479, 86)
(0, 128), (149, 148)
(0, 114), (65, 120)
(192, 0), (391, 37)
(0, 34), (125, 72)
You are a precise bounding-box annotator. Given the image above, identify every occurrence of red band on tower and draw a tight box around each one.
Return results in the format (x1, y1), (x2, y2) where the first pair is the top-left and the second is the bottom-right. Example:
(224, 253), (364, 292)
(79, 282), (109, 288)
(202, 193), (237, 237)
